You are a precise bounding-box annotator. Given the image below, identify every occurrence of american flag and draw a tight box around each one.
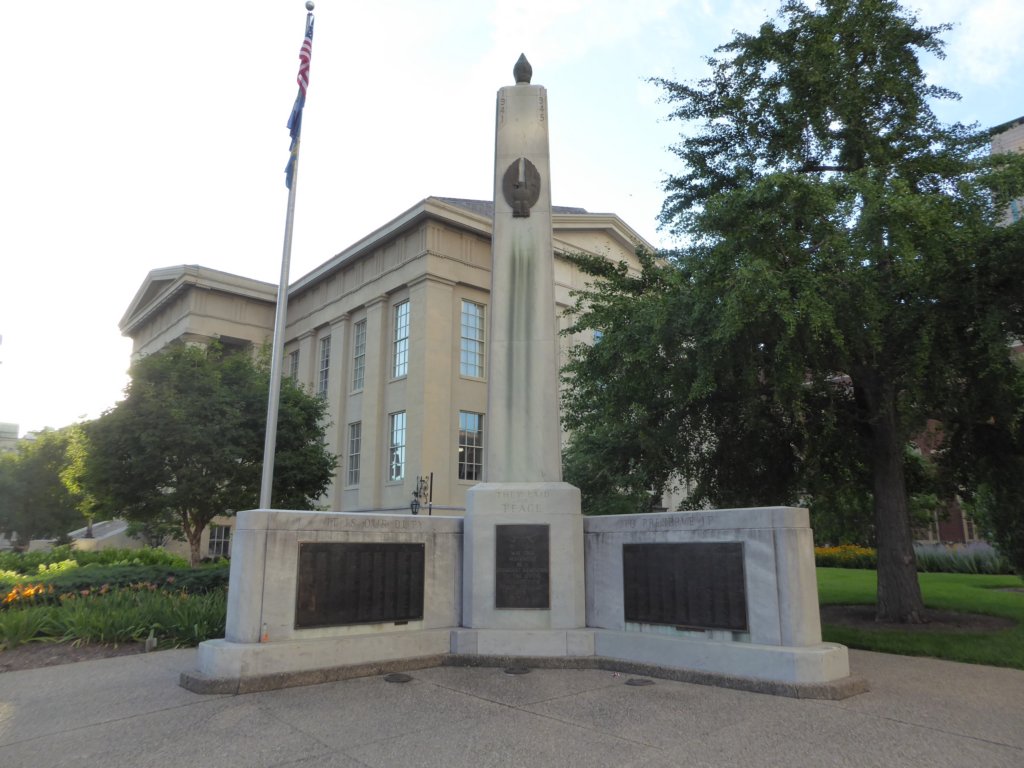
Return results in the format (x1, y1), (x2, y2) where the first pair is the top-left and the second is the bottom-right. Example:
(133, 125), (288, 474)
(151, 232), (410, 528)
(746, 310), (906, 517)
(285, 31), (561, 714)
(286, 12), (315, 189)
(296, 13), (313, 95)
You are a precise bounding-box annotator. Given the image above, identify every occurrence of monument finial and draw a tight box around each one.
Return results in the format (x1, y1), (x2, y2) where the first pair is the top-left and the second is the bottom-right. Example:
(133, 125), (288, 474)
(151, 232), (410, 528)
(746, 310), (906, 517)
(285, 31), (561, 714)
(513, 54), (532, 84)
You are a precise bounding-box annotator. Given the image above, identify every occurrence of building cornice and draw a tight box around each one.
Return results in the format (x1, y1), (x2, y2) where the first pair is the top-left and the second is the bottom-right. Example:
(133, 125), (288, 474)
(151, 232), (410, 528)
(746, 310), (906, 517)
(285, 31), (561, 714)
(990, 115), (1024, 137)
(551, 211), (654, 254)
(120, 265), (276, 337)
(121, 198), (656, 341)
(288, 197), (654, 297)
(289, 198), (493, 296)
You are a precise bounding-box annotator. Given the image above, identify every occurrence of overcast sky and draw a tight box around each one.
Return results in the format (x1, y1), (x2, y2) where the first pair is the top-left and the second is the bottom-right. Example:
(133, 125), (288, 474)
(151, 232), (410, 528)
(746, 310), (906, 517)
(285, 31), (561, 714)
(1, 0), (1021, 436)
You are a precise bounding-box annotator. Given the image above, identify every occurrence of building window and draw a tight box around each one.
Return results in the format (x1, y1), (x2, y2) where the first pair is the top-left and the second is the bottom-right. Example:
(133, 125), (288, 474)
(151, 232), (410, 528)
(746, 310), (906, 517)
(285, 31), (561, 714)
(317, 335), (331, 397)
(460, 300), (485, 378)
(458, 411), (484, 481)
(288, 349), (300, 379)
(352, 319), (366, 391)
(347, 422), (361, 486)
(389, 411), (406, 482)
(393, 301), (410, 378)
(208, 525), (231, 558)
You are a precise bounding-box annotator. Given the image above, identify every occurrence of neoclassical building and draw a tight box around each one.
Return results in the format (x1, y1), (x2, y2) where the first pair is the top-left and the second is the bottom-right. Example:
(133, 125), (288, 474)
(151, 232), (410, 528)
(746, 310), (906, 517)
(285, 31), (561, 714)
(121, 196), (651, 514)
(992, 114), (1024, 226)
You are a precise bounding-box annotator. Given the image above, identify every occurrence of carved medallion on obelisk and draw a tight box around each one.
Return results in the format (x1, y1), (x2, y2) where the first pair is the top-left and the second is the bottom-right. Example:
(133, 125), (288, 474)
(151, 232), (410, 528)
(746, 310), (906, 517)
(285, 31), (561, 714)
(502, 156), (541, 217)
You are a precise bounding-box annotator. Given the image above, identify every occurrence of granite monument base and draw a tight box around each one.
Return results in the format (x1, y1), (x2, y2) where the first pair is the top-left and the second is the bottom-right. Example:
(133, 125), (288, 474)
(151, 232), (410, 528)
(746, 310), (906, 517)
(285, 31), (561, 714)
(461, 482), (586, 630)
(181, 505), (864, 699)
(182, 509), (463, 694)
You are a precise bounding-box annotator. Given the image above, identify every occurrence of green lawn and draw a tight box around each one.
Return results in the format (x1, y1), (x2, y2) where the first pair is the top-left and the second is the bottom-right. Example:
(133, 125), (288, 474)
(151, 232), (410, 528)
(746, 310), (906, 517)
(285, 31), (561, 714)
(817, 568), (1024, 669)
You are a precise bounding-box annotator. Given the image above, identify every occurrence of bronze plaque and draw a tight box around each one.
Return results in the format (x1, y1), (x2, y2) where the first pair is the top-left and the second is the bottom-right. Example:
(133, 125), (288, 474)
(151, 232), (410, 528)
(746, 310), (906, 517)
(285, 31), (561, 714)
(495, 524), (549, 609)
(622, 542), (747, 631)
(295, 542), (425, 629)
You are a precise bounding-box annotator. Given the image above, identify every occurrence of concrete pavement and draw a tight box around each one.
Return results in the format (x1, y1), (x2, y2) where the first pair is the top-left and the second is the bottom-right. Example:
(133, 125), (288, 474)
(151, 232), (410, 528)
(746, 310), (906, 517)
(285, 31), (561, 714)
(1, 648), (1021, 767)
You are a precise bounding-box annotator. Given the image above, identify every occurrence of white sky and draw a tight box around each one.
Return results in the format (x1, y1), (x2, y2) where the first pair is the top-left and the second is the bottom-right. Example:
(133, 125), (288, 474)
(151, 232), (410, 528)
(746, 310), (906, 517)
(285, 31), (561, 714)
(1, 0), (1021, 436)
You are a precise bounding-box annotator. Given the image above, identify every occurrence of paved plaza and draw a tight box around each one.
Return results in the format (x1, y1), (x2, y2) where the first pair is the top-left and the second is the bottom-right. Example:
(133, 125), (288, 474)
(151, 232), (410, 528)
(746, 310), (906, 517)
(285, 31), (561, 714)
(0, 648), (1021, 767)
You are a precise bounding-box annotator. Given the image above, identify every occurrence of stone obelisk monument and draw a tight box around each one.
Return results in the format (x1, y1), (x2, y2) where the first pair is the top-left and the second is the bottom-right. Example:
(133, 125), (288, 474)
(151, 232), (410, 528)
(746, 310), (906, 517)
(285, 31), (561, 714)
(459, 56), (587, 648)
(486, 53), (562, 482)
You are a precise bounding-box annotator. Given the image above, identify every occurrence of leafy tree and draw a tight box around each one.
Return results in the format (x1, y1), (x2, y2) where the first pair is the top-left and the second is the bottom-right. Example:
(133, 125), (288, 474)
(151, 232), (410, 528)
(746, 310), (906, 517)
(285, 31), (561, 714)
(0, 429), (85, 543)
(59, 423), (100, 538)
(563, 0), (1024, 621)
(562, 252), (696, 516)
(562, 249), (804, 515)
(80, 343), (336, 566)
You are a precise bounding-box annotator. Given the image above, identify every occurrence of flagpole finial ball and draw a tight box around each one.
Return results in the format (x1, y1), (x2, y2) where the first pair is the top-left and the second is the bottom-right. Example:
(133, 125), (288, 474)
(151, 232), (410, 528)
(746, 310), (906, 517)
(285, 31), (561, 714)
(305, 1), (314, 10)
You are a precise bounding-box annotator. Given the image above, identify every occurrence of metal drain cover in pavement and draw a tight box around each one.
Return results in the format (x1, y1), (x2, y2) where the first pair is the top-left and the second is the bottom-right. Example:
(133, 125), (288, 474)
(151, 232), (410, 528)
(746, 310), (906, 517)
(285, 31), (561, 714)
(503, 666), (531, 675)
(384, 673), (413, 683)
(625, 678), (655, 686)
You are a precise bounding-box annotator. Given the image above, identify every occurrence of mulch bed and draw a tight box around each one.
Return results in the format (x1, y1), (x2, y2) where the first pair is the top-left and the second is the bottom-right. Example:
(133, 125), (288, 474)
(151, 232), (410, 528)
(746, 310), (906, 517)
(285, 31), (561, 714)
(0, 641), (148, 673)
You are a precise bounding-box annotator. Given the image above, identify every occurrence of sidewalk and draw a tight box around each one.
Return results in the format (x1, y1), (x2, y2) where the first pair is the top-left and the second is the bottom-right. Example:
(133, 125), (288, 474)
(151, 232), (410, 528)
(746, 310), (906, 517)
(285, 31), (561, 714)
(1, 648), (1021, 767)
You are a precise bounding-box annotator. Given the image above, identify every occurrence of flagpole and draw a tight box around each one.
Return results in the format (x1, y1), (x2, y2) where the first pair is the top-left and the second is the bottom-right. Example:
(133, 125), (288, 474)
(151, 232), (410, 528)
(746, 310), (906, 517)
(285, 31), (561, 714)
(260, 2), (315, 509)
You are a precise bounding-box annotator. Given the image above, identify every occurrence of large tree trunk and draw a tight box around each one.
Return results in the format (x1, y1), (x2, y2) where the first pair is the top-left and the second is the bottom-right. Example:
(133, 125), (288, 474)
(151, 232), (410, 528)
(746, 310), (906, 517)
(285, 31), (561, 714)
(857, 372), (926, 623)
(181, 515), (202, 568)
(187, 534), (202, 569)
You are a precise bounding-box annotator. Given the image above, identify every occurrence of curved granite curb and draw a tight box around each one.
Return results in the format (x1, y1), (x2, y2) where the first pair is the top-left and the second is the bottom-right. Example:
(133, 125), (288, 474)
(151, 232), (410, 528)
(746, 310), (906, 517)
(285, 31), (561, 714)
(180, 652), (867, 700)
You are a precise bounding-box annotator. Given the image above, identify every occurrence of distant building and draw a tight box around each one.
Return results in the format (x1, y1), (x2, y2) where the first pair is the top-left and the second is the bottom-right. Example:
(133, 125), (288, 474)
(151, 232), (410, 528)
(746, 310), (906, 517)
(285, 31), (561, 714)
(991, 114), (1024, 226)
(0, 423), (18, 453)
(121, 196), (655, 517)
(916, 116), (1024, 544)
(992, 115), (1024, 362)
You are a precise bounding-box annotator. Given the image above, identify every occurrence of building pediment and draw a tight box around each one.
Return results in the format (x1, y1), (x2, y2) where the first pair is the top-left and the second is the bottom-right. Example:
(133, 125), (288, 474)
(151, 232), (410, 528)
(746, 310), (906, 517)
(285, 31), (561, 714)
(120, 265), (276, 338)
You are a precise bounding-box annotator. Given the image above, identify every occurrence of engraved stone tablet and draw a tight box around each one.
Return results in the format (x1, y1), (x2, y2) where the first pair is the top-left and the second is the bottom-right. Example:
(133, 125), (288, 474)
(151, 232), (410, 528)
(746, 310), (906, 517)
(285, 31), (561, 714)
(295, 542), (425, 629)
(495, 524), (550, 609)
(622, 542), (747, 631)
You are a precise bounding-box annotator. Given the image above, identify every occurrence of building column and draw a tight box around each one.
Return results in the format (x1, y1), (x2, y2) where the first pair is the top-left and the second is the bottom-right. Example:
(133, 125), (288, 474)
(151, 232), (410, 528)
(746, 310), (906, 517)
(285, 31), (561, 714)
(406, 275), (455, 512)
(360, 295), (389, 510)
(291, 330), (315, 389)
(327, 314), (350, 511)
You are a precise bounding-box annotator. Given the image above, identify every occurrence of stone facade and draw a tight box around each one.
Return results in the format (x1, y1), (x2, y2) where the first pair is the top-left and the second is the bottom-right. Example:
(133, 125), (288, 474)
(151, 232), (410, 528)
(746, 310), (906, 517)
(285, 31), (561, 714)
(121, 197), (651, 514)
(121, 265), (277, 359)
(992, 115), (1024, 226)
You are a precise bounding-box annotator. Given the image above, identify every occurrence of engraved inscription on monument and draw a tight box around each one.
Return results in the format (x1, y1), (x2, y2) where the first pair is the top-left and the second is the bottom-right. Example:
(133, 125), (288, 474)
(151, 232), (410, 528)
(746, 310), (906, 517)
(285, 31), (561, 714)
(495, 524), (550, 609)
(623, 542), (748, 632)
(295, 542), (425, 629)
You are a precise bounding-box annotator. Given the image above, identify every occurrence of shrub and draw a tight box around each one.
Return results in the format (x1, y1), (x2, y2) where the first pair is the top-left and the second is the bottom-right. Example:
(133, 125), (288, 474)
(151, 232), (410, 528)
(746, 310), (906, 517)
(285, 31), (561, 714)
(0, 555), (230, 650)
(37, 559), (79, 575)
(0, 547), (73, 573)
(0, 546), (189, 574)
(913, 542), (1012, 575)
(56, 591), (144, 646)
(0, 585), (228, 649)
(54, 587), (227, 648)
(814, 545), (877, 569)
(71, 547), (190, 568)
(0, 605), (59, 650)
(46, 564), (229, 594)
(814, 542), (1015, 574)
(139, 590), (228, 647)
(0, 562), (229, 600)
